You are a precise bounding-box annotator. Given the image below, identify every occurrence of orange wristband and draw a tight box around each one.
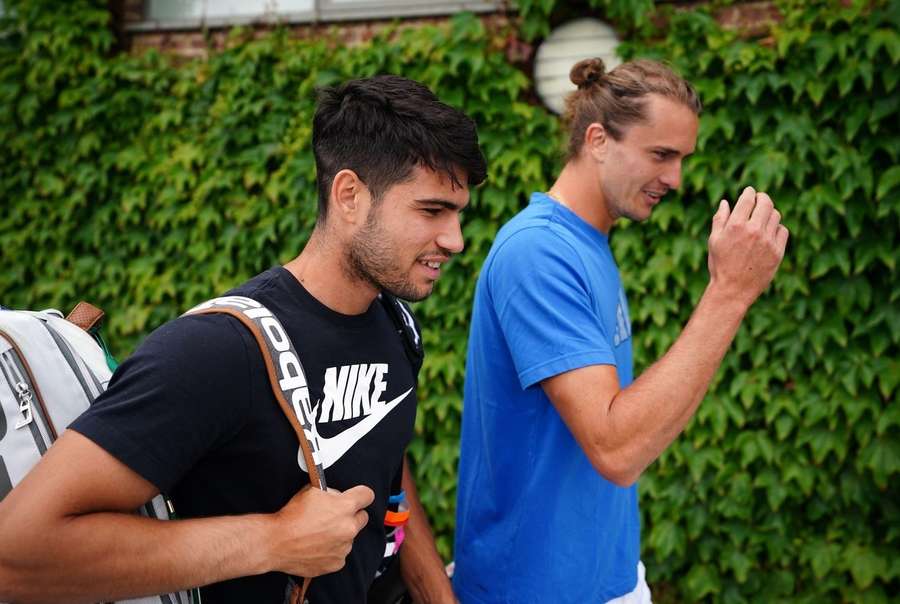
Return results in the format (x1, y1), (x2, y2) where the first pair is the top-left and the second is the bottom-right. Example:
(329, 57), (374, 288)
(385, 507), (410, 527)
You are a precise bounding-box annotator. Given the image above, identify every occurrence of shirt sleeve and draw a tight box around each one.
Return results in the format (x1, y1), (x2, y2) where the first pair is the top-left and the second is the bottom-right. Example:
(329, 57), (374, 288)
(70, 313), (259, 493)
(488, 227), (617, 390)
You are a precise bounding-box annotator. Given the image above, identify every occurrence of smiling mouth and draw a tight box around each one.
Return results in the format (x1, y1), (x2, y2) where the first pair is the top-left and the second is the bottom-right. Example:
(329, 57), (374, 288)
(417, 254), (452, 280)
(643, 190), (667, 204)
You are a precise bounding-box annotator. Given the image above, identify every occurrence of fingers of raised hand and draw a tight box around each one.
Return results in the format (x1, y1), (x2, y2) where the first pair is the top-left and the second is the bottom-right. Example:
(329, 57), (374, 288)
(776, 224), (790, 256)
(766, 207), (782, 237)
(750, 191), (774, 228)
(731, 186), (757, 221)
(723, 193), (780, 246)
(710, 199), (730, 234)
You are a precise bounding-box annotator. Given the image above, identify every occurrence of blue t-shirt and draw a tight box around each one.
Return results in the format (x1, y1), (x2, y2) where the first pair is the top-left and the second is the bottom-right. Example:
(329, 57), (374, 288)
(454, 193), (639, 603)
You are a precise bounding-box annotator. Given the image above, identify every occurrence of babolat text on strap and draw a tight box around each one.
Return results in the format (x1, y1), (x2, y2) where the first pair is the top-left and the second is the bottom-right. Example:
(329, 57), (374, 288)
(184, 296), (327, 489)
(184, 296), (326, 603)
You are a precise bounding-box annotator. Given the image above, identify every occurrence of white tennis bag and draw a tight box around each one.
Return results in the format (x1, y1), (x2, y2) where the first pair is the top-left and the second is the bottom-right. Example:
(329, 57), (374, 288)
(0, 303), (194, 604)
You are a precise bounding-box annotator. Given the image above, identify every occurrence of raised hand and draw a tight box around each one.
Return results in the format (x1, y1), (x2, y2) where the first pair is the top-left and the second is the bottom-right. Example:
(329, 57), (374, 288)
(707, 186), (789, 309)
(268, 484), (374, 577)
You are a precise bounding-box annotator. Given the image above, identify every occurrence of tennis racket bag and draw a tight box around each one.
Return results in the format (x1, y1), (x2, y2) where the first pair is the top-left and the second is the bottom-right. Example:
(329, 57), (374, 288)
(0, 302), (194, 604)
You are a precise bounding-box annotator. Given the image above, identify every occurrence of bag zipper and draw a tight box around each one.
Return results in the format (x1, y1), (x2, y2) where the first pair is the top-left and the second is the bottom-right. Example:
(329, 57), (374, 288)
(0, 353), (33, 429)
(0, 351), (48, 454)
(0, 328), (58, 443)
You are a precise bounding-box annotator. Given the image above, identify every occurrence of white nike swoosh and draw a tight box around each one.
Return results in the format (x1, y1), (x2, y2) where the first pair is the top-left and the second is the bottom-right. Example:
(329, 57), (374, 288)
(297, 387), (413, 471)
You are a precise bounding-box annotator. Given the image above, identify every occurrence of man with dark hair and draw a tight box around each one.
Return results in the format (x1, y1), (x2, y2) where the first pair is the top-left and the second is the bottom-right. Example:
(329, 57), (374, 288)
(453, 58), (788, 603)
(0, 75), (485, 603)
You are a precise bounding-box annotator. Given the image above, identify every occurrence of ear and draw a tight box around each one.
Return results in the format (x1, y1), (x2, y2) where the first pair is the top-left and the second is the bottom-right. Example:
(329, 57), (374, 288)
(583, 122), (609, 163)
(330, 169), (370, 224)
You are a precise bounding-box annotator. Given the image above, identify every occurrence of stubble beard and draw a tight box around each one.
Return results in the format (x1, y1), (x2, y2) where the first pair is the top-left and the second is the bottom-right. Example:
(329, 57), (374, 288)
(605, 184), (652, 224)
(345, 211), (431, 303)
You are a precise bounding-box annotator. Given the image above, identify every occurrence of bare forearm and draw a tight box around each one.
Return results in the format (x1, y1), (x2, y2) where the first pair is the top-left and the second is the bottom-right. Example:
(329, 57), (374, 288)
(399, 459), (456, 604)
(0, 510), (273, 603)
(609, 283), (748, 479)
(546, 189), (788, 486)
(0, 428), (372, 603)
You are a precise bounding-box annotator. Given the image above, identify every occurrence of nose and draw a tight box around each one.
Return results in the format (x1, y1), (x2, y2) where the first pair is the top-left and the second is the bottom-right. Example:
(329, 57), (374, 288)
(437, 214), (465, 254)
(659, 160), (683, 190)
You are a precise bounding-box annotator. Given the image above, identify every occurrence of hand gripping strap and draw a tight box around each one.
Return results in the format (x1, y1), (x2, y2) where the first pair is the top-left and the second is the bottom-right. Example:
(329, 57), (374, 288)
(184, 295), (326, 602)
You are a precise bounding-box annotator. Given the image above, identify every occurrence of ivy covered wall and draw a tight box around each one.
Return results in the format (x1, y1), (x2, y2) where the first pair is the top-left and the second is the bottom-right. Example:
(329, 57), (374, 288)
(1, 0), (897, 601)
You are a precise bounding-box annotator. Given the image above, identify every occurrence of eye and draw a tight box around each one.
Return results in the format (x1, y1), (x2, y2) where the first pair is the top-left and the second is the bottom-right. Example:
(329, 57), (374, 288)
(652, 150), (669, 160)
(421, 207), (442, 216)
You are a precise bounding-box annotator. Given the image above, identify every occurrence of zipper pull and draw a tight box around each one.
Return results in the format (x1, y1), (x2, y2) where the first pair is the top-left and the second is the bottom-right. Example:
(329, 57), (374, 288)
(14, 381), (33, 429)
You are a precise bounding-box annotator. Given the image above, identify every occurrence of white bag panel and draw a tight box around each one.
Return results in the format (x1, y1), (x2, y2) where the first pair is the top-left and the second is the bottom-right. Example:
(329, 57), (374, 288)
(38, 316), (105, 401)
(0, 311), (195, 604)
(0, 312), (92, 434)
(35, 312), (112, 387)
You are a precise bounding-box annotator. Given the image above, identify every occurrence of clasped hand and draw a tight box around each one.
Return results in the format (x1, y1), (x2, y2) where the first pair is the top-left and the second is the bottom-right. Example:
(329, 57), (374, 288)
(708, 186), (790, 307)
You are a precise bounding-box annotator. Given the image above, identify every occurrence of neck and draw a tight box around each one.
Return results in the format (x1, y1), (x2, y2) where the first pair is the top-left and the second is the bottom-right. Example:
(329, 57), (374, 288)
(548, 158), (615, 234)
(283, 228), (379, 315)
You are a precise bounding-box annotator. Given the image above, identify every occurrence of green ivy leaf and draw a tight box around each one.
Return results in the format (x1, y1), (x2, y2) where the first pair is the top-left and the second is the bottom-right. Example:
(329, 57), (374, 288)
(723, 549), (753, 583)
(876, 165), (900, 200)
(684, 563), (722, 599)
(806, 540), (839, 579)
(845, 544), (889, 589)
(866, 28), (900, 63)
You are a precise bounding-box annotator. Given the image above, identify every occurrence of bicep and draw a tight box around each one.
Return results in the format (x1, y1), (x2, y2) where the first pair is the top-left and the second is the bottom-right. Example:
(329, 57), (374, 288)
(2, 430), (158, 522)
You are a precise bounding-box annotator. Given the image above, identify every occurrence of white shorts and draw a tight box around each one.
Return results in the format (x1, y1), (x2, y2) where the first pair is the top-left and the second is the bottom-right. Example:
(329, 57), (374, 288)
(604, 561), (652, 604)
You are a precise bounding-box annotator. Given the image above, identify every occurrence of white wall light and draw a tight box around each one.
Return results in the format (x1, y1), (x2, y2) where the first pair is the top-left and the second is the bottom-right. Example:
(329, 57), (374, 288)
(534, 18), (621, 115)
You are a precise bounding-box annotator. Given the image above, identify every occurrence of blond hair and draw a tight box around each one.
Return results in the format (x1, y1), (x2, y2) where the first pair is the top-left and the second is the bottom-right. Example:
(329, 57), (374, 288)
(563, 58), (702, 160)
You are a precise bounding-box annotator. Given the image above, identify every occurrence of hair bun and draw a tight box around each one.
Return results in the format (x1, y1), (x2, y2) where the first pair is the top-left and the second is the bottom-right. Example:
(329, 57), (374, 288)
(570, 58), (606, 89)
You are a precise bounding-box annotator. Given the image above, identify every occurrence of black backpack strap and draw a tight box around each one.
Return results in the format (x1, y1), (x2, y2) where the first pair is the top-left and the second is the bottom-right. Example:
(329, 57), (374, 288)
(377, 293), (420, 519)
(378, 293), (424, 375)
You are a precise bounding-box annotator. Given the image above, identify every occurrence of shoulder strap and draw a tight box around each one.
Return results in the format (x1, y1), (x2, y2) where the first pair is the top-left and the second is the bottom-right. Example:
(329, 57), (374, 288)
(184, 296), (324, 604)
(184, 296), (327, 490)
(378, 293), (424, 375)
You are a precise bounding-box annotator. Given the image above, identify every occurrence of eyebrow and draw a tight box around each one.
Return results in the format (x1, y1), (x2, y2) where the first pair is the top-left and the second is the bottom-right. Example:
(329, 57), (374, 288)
(653, 146), (695, 159)
(414, 198), (467, 211)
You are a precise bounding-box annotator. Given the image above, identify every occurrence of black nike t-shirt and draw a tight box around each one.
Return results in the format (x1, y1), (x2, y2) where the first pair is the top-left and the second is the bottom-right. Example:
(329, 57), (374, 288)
(71, 267), (419, 603)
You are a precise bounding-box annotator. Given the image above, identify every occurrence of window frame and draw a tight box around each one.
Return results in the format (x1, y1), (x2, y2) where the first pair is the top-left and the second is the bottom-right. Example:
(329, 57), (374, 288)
(128, 0), (500, 32)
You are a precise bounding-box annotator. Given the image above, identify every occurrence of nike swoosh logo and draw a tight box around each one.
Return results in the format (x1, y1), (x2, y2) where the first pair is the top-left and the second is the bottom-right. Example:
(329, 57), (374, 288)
(297, 387), (413, 471)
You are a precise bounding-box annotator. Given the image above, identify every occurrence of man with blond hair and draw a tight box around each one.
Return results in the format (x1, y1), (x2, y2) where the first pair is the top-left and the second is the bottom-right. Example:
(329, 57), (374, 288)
(453, 58), (788, 603)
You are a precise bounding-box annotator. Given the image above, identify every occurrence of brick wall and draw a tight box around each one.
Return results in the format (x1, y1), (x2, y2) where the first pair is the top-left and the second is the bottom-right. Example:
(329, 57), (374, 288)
(121, 13), (516, 61)
(112, 1), (781, 60)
